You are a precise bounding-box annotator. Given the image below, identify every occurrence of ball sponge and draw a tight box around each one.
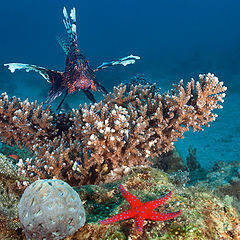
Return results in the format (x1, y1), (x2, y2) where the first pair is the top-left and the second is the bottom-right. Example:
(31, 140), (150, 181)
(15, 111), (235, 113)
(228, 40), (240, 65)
(18, 179), (86, 240)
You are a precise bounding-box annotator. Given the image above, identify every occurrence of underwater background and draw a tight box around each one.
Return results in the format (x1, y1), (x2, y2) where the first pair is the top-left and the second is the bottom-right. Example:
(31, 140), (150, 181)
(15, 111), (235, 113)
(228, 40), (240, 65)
(0, 0), (239, 169)
(0, 0), (240, 239)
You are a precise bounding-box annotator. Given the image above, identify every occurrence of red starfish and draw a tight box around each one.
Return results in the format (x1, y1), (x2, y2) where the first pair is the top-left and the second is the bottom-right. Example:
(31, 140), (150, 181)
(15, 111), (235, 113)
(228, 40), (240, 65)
(100, 184), (182, 232)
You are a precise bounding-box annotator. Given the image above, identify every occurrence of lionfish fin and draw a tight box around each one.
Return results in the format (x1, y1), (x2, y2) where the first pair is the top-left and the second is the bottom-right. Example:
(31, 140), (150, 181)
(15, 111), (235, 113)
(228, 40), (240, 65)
(83, 90), (96, 103)
(94, 55), (140, 72)
(4, 63), (65, 104)
(56, 36), (70, 54)
(63, 6), (77, 45)
(96, 83), (108, 94)
(4, 63), (57, 83)
(56, 90), (68, 111)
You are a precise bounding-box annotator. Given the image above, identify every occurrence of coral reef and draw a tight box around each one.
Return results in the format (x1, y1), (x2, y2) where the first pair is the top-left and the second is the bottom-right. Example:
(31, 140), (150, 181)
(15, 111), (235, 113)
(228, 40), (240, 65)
(0, 165), (239, 239)
(99, 184), (182, 232)
(198, 160), (240, 214)
(74, 167), (240, 240)
(0, 142), (33, 164)
(0, 153), (29, 238)
(185, 146), (207, 184)
(0, 73), (227, 184)
(152, 148), (187, 173)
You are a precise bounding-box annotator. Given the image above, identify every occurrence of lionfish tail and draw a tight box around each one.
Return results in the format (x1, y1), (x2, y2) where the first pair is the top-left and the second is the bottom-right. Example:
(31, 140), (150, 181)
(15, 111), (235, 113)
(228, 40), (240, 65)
(63, 7), (77, 46)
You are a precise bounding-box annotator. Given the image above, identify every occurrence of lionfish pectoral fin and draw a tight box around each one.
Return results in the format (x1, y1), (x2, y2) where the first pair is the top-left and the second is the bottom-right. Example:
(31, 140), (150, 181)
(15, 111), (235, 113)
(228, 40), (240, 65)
(83, 90), (96, 103)
(45, 74), (66, 104)
(4, 63), (63, 84)
(4, 62), (66, 104)
(94, 54), (140, 72)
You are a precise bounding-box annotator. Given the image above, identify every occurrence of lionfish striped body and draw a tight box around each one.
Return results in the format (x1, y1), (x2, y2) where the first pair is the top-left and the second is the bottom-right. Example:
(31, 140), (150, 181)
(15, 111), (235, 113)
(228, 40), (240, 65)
(4, 7), (140, 110)
(60, 7), (105, 104)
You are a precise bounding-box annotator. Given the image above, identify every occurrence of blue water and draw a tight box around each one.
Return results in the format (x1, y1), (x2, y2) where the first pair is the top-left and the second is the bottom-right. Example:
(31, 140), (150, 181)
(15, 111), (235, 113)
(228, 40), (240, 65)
(0, 0), (240, 169)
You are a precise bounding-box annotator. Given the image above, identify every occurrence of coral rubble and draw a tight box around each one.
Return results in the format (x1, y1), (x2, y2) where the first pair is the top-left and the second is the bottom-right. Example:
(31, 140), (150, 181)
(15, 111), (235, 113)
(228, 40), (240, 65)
(0, 73), (226, 184)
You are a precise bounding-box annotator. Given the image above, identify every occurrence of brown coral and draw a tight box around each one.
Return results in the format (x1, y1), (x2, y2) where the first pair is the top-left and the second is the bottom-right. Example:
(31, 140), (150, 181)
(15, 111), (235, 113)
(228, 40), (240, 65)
(0, 73), (227, 185)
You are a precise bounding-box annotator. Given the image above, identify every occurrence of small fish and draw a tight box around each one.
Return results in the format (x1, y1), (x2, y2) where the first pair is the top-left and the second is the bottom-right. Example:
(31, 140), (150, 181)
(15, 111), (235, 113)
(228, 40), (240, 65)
(4, 7), (140, 111)
(72, 160), (81, 172)
(123, 129), (130, 143)
(8, 154), (20, 160)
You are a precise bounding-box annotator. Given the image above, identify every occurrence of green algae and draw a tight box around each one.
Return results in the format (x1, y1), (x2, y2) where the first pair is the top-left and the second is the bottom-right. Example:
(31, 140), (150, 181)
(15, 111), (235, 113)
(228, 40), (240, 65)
(162, 224), (203, 240)
(103, 230), (127, 240)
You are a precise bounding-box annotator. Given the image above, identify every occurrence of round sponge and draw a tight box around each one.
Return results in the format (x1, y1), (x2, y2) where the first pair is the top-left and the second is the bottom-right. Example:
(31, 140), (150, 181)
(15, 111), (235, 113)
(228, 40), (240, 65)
(18, 179), (86, 240)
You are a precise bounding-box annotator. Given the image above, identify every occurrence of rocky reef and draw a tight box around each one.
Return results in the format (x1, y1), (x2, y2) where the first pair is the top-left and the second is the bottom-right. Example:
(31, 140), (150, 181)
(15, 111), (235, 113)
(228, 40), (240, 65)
(0, 72), (238, 239)
(0, 156), (239, 240)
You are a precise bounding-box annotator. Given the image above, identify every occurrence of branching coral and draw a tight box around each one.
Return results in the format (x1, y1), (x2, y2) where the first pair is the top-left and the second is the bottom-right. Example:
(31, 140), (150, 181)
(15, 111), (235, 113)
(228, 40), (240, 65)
(0, 73), (227, 184)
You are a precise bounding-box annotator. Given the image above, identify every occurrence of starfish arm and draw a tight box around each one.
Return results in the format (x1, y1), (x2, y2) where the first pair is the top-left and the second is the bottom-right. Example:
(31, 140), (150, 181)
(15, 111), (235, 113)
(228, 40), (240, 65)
(99, 208), (136, 225)
(145, 191), (173, 210)
(147, 209), (182, 221)
(134, 216), (145, 232)
(120, 184), (142, 208)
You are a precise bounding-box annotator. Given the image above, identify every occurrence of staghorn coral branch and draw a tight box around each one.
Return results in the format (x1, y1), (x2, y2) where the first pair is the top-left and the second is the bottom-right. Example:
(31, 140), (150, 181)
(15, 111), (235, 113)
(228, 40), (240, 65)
(0, 73), (227, 185)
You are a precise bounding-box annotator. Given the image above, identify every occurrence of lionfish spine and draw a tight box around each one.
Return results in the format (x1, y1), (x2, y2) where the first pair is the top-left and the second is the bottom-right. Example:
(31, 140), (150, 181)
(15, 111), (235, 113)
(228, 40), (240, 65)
(63, 7), (77, 44)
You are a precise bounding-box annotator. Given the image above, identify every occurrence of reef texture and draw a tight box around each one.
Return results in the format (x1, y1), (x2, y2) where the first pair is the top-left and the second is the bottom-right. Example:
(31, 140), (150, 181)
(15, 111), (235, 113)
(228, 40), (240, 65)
(1, 165), (239, 240)
(19, 179), (86, 240)
(0, 153), (29, 238)
(63, 167), (240, 240)
(198, 160), (240, 215)
(0, 73), (226, 184)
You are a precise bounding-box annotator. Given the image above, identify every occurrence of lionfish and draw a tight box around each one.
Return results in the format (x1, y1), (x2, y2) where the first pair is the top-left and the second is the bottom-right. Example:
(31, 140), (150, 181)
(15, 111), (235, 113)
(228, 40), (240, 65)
(4, 7), (140, 110)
